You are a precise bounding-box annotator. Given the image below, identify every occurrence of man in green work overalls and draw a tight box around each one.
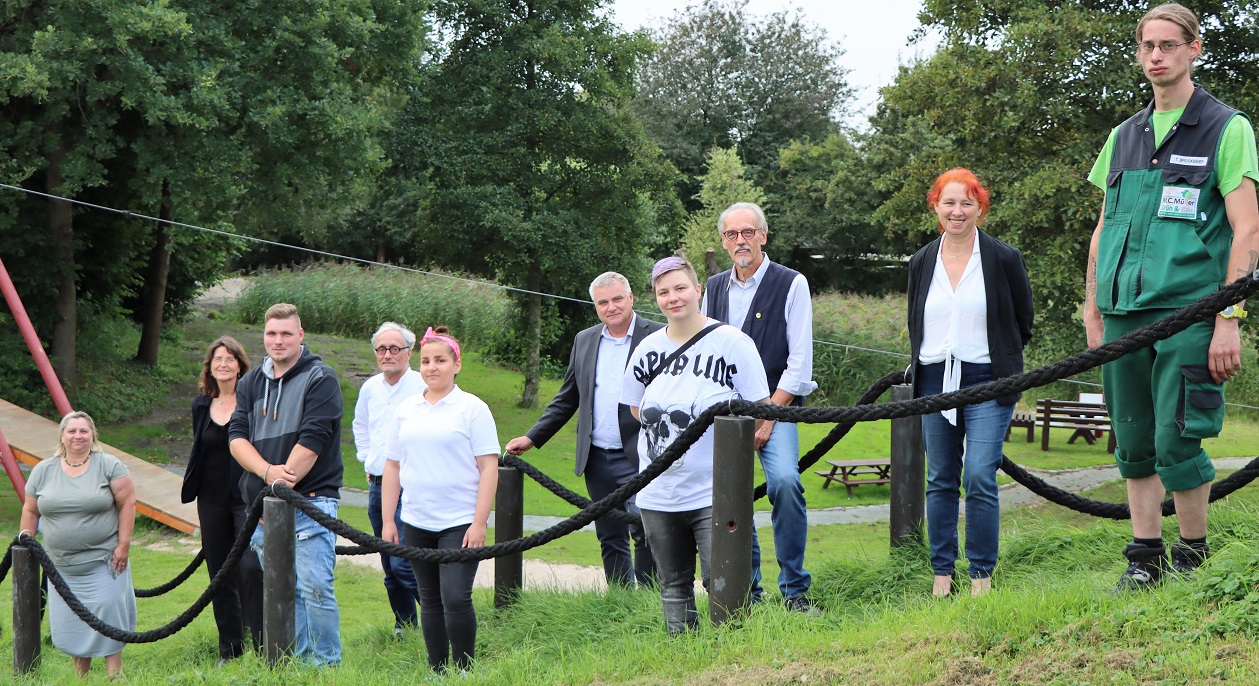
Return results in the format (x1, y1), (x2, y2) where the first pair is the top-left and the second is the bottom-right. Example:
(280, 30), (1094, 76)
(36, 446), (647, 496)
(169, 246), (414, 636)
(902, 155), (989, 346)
(1082, 2), (1259, 591)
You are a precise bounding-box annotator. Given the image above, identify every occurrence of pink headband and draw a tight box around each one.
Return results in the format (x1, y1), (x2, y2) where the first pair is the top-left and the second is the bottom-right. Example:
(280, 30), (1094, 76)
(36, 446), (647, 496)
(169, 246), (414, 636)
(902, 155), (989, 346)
(419, 327), (461, 362)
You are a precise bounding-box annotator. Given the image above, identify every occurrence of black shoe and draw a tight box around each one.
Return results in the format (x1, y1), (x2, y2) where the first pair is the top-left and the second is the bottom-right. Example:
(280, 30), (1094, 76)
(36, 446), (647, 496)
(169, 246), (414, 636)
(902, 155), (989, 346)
(1114, 542), (1168, 592)
(784, 596), (820, 615)
(1170, 540), (1209, 576)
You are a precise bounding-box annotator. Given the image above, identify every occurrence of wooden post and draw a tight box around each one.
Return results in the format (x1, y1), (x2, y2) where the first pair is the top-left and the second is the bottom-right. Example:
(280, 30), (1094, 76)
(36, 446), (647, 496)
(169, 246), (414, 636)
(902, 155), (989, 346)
(889, 384), (926, 548)
(494, 466), (523, 609)
(710, 416), (755, 625)
(11, 545), (40, 675)
(262, 497), (295, 666)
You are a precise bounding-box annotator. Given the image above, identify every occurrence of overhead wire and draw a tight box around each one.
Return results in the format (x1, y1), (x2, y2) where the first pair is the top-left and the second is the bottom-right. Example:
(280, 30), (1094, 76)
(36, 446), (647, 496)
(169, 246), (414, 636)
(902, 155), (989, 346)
(4, 180), (1258, 411)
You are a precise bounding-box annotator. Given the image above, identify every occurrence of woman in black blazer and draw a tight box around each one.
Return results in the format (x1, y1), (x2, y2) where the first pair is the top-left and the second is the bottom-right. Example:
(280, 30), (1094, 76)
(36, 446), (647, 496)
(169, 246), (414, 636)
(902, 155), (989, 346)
(907, 168), (1033, 598)
(180, 336), (264, 663)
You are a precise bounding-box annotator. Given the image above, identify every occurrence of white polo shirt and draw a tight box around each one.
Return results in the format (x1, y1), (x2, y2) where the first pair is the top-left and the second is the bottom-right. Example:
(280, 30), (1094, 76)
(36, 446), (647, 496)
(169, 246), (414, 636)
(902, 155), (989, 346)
(383, 385), (500, 531)
(353, 368), (425, 477)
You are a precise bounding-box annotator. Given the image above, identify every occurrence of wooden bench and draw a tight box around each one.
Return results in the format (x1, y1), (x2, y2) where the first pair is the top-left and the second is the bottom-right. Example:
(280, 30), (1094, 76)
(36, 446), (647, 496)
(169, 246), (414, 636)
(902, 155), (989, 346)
(1005, 409), (1035, 443)
(1037, 398), (1116, 453)
(814, 459), (892, 497)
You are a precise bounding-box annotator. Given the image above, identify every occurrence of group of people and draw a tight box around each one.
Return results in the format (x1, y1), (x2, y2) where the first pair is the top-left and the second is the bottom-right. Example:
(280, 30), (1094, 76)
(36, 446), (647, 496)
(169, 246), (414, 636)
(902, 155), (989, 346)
(15, 1), (1258, 675)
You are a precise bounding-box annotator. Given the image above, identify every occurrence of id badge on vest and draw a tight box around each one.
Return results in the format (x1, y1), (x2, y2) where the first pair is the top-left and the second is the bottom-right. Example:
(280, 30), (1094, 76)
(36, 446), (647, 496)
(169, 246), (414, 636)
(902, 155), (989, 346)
(1158, 186), (1201, 220)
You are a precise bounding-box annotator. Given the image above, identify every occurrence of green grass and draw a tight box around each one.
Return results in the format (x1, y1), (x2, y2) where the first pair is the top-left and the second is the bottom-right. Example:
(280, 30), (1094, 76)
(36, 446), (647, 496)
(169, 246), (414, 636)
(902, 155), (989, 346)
(6, 475), (1259, 684)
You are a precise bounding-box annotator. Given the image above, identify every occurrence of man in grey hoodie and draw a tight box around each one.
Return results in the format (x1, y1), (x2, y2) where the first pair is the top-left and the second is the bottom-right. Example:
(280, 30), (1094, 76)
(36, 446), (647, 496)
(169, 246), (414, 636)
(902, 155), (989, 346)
(230, 303), (344, 667)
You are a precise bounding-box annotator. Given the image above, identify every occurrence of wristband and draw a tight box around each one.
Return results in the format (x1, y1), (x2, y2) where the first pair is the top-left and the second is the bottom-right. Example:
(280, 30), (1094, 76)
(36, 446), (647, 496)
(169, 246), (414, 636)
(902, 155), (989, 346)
(263, 465), (272, 483)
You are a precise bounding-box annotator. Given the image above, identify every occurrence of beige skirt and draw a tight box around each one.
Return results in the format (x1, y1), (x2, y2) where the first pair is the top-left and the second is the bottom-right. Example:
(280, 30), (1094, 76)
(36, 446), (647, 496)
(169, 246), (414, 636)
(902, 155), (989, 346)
(48, 559), (137, 658)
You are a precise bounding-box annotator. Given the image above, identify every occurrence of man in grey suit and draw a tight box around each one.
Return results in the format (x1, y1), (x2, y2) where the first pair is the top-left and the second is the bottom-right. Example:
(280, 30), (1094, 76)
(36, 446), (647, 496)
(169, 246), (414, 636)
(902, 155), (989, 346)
(506, 272), (659, 586)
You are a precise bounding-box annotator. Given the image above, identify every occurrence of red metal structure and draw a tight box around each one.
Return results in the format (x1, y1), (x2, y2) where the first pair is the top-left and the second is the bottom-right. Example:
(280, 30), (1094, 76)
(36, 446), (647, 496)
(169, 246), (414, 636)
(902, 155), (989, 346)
(0, 256), (75, 502)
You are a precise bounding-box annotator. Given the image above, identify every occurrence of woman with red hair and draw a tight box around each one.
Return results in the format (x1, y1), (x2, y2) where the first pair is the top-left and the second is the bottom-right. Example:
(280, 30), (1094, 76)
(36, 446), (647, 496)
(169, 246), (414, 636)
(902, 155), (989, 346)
(906, 168), (1034, 597)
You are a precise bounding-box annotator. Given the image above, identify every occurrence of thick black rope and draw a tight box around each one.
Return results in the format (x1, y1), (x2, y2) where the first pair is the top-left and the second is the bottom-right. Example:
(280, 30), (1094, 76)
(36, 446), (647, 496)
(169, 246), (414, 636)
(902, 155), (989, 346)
(498, 454), (641, 526)
(753, 369), (905, 500)
(723, 273), (1259, 427)
(135, 550), (204, 598)
(999, 454), (1259, 518)
(7, 273), (1256, 638)
(8, 492), (264, 644)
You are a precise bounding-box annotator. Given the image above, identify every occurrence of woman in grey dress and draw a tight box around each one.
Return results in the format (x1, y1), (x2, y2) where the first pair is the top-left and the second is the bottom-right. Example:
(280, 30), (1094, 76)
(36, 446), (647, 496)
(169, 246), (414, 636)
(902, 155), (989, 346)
(19, 411), (137, 678)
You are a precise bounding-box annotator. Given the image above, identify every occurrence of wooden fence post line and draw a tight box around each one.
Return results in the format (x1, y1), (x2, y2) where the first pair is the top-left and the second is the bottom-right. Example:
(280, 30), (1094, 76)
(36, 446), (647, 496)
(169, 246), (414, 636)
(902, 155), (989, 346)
(889, 384), (926, 548)
(710, 415), (755, 625)
(11, 545), (40, 675)
(494, 465), (523, 609)
(262, 496), (295, 666)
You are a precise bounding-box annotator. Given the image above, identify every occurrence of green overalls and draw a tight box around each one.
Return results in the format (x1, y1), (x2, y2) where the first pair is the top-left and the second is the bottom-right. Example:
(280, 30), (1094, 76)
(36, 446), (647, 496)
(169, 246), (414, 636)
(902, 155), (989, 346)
(1097, 86), (1243, 491)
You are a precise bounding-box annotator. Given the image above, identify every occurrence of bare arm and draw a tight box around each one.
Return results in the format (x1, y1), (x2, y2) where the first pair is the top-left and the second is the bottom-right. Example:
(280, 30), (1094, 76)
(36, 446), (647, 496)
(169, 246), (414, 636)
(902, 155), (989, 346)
(381, 458), (402, 544)
(463, 454), (499, 548)
(1083, 207), (1106, 349)
(1210, 177), (1259, 383)
(110, 475), (136, 573)
(19, 492), (40, 537)
(284, 444), (320, 483)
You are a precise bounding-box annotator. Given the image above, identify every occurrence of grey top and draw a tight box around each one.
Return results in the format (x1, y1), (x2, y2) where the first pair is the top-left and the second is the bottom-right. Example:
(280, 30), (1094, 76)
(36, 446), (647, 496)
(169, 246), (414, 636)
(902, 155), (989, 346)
(26, 452), (129, 573)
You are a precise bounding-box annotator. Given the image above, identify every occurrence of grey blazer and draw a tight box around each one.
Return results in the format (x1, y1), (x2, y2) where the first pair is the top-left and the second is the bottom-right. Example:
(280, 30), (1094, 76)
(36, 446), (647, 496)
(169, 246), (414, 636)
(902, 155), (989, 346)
(525, 315), (663, 476)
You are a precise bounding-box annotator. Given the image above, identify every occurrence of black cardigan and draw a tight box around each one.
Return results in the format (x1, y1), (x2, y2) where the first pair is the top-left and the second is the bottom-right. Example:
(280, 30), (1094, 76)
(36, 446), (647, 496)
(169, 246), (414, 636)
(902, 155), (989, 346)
(180, 394), (242, 504)
(906, 229), (1034, 406)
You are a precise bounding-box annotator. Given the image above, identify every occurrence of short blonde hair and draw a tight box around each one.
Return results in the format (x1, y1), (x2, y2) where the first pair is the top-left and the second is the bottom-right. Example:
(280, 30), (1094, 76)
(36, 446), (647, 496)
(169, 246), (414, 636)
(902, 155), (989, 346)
(264, 302), (301, 326)
(56, 411), (102, 458)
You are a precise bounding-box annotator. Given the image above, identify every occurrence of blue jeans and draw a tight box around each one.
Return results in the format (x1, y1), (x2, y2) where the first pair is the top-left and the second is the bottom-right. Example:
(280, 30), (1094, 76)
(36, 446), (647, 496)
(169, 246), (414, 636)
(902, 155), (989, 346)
(251, 496), (341, 667)
(368, 479), (420, 627)
(919, 362), (1013, 579)
(749, 421), (810, 600)
(640, 508), (711, 634)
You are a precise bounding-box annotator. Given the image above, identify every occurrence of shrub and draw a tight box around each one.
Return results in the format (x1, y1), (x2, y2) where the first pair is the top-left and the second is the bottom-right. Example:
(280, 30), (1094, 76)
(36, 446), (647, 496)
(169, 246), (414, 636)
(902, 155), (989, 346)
(229, 263), (514, 355)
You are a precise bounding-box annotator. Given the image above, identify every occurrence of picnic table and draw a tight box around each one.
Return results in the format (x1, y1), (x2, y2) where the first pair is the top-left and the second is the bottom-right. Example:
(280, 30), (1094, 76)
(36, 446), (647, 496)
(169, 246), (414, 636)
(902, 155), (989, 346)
(814, 458), (892, 497)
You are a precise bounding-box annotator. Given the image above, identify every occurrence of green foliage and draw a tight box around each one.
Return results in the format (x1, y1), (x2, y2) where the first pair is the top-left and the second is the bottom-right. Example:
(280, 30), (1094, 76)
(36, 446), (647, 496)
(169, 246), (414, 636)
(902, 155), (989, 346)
(632, 0), (852, 195)
(679, 147), (766, 278)
(768, 133), (907, 293)
(229, 264), (513, 354)
(867, 0), (1259, 368)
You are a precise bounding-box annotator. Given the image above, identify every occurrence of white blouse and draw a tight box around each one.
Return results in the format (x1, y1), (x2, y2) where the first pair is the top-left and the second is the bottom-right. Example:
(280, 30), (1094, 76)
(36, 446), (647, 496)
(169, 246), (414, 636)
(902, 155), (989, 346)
(919, 236), (989, 424)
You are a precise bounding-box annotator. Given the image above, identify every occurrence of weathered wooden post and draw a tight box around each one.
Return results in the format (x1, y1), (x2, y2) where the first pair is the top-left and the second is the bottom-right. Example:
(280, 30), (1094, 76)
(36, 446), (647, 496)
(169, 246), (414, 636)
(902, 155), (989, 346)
(710, 415), (755, 625)
(11, 545), (41, 675)
(494, 465), (523, 609)
(889, 384), (926, 547)
(262, 497), (295, 666)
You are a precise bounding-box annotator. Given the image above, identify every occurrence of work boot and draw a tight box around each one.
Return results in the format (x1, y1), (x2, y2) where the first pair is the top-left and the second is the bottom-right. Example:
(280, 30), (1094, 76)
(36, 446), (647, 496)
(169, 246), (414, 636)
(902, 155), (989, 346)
(1170, 540), (1210, 576)
(1114, 542), (1168, 592)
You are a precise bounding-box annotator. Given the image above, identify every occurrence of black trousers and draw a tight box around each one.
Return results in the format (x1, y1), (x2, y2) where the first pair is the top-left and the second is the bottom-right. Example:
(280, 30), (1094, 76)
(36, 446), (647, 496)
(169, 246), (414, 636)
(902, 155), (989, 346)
(198, 495), (264, 658)
(404, 522), (478, 672)
(585, 446), (655, 587)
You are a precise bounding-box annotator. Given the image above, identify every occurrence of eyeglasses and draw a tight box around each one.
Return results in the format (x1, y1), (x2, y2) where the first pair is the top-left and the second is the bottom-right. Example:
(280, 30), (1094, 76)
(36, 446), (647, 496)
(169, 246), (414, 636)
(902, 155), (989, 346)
(374, 345), (409, 356)
(1136, 40), (1194, 55)
(721, 228), (760, 241)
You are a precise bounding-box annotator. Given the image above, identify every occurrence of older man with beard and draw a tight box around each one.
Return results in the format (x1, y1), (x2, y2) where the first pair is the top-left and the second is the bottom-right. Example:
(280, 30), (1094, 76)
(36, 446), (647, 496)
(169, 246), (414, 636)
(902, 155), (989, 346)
(703, 202), (818, 613)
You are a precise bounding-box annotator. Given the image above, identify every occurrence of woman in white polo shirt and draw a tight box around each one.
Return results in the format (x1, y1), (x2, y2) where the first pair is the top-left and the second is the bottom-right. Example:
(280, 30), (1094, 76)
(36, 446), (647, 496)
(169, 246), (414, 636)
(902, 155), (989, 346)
(382, 325), (499, 673)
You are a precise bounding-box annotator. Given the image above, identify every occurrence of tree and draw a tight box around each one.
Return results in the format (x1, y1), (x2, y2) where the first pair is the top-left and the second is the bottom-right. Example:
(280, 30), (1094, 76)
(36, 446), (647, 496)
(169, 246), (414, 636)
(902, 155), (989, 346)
(0, 1), (427, 385)
(632, 0), (852, 199)
(864, 0), (1259, 365)
(395, 0), (681, 406)
(680, 147), (766, 279)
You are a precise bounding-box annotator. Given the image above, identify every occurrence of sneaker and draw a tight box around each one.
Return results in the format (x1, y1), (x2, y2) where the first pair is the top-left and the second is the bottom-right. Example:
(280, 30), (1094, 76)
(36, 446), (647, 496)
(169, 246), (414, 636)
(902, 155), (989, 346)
(784, 596), (820, 615)
(1170, 540), (1209, 576)
(1114, 542), (1167, 592)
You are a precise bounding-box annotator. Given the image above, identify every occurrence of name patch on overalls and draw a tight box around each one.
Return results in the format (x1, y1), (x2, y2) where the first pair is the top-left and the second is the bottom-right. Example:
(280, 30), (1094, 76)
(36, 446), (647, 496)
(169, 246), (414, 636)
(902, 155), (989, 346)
(1159, 186), (1201, 220)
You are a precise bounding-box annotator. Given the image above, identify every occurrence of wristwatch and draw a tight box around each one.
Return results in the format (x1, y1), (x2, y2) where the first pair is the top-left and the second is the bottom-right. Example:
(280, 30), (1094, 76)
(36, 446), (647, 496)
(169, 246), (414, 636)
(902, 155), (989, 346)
(1220, 305), (1248, 320)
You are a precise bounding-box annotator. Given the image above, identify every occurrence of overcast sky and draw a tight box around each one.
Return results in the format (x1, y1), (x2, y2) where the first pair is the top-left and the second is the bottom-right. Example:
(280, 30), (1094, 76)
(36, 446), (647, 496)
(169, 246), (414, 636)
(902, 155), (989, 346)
(607, 0), (940, 128)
